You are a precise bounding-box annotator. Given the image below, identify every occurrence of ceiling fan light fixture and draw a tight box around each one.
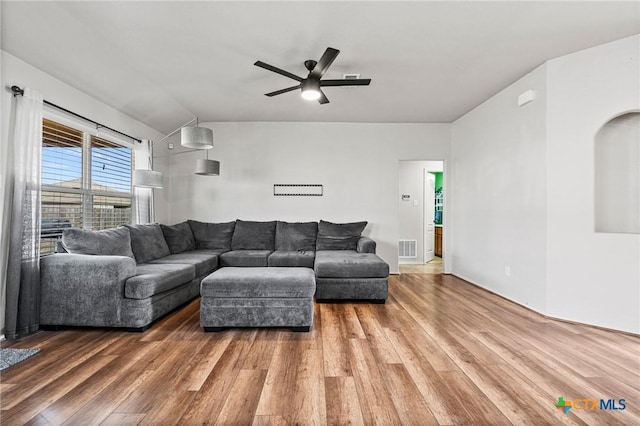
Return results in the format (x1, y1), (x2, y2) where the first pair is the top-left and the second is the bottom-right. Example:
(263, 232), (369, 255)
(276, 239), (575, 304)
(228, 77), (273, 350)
(300, 79), (321, 101)
(256, 47), (371, 105)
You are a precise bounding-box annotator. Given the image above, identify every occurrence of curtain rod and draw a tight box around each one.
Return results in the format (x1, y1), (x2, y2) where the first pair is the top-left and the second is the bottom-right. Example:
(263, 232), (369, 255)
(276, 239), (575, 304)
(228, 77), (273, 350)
(10, 85), (142, 144)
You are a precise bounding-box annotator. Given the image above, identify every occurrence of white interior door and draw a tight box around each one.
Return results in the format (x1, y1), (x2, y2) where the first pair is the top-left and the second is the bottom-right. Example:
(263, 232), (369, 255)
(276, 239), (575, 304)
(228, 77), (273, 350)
(424, 172), (435, 263)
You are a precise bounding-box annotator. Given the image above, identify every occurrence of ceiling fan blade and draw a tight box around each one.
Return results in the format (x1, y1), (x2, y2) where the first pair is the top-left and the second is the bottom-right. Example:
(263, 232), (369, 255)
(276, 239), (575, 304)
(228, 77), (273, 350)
(320, 79), (371, 87)
(265, 85), (301, 97)
(318, 90), (330, 105)
(310, 47), (340, 79)
(254, 61), (303, 82)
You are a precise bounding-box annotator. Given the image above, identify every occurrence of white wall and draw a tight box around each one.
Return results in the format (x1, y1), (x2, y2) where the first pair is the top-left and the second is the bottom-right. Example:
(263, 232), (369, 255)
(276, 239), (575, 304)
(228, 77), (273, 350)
(0, 51), (165, 335)
(154, 122), (452, 273)
(451, 64), (549, 313)
(399, 160), (443, 264)
(450, 34), (640, 334)
(546, 35), (640, 334)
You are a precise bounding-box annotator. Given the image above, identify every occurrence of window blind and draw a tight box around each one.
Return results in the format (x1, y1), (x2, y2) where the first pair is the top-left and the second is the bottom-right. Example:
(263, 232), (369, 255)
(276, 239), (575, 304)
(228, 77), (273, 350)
(40, 119), (134, 255)
(42, 118), (83, 189)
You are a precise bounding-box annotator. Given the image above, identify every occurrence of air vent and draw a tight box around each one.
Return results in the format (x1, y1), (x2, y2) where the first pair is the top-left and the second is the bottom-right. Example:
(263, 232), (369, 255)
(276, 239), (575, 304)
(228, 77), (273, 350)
(398, 240), (417, 258)
(343, 73), (361, 80)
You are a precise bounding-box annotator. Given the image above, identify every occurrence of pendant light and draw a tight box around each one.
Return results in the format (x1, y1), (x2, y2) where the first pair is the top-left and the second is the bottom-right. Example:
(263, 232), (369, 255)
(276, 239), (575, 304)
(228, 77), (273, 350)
(195, 149), (220, 176)
(133, 140), (163, 188)
(133, 169), (163, 188)
(133, 119), (220, 188)
(181, 118), (213, 149)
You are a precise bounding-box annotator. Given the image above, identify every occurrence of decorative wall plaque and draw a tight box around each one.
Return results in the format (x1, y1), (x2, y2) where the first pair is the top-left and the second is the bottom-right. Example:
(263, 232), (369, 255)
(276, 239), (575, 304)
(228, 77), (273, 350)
(274, 184), (323, 196)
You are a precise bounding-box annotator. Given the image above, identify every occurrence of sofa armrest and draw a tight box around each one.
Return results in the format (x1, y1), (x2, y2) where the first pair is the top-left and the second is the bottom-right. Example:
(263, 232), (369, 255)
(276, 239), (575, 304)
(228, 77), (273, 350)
(40, 253), (137, 327)
(357, 237), (376, 254)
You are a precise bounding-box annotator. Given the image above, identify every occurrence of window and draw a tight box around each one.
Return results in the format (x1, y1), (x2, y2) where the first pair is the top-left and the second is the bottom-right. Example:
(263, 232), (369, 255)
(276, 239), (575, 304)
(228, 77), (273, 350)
(41, 118), (134, 254)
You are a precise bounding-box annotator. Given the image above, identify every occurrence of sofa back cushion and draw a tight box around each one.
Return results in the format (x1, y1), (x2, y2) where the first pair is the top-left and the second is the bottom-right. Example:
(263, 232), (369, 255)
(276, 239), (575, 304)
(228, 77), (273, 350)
(316, 220), (367, 250)
(275, 221), (318, 251)
(231, 220), (276, 250)
(62, 227), (134, 258)
(124, 224), (171, 264)
(188, 220), (235, 250)
(160, 222), (196, 254)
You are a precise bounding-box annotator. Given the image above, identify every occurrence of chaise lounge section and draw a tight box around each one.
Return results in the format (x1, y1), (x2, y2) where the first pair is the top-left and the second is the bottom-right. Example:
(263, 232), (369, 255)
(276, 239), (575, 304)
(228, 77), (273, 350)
(40, 224), (205, 331)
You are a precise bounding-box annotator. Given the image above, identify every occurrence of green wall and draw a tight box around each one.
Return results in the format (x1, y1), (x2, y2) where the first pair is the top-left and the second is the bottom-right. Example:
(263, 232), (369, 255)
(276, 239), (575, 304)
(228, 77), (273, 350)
(434, 172), (443, 190)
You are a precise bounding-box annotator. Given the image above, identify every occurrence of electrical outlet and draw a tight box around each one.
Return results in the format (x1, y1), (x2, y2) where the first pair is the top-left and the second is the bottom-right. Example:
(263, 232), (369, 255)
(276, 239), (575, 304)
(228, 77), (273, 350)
(504, 266), (511, 276)
(168, 143), (174, 149)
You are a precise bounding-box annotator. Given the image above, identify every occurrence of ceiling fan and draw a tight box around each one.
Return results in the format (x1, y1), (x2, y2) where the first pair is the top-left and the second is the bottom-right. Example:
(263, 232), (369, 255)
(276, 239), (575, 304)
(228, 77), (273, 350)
(254, 47), (371, 104)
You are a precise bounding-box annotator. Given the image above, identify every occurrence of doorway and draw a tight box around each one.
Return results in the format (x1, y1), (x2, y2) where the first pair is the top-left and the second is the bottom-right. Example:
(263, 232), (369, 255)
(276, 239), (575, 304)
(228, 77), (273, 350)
(398, 160), (444, 274)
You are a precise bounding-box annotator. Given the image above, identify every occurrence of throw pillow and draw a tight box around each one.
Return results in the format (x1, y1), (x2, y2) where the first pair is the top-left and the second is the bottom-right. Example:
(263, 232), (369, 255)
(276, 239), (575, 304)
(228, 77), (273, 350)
(160, 222), (196, 254)
(188, 220), (236, 250)
(316, 220), (367, 250)
(231, 220), (277, 250)
(61, 227), (134, 258)
(275, 221), (318, 251)
(124, 224), (171, 264)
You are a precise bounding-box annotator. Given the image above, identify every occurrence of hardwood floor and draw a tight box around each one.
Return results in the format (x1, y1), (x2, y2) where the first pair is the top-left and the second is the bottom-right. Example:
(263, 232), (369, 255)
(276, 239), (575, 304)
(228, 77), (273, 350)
(2, 273), (639, 425)
(399, 257), (443, 274)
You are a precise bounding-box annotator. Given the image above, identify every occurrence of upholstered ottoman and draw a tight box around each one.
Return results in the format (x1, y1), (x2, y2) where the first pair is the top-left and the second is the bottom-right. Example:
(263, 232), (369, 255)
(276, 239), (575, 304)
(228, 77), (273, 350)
(200, 267), (316, 332)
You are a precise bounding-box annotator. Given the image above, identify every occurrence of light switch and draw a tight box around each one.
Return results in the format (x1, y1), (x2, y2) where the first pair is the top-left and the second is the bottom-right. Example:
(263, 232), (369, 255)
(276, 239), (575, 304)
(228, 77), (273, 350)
(413, 199), (419, 207)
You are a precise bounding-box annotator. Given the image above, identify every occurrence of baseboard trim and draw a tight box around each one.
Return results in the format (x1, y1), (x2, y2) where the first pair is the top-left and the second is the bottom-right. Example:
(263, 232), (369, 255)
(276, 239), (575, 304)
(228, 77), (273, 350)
(450, 273), (640, 338)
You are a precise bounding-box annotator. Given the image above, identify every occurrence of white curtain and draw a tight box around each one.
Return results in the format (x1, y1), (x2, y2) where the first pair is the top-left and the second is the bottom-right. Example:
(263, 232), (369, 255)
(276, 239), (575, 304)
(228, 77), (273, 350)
(4, 88), (44, 339)
(134, 139), (155, 224)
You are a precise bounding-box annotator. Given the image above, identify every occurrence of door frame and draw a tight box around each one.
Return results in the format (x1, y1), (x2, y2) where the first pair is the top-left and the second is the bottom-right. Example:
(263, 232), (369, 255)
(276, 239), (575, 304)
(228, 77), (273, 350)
(423, 170), (435, 263)
(398, 159), (447, 273)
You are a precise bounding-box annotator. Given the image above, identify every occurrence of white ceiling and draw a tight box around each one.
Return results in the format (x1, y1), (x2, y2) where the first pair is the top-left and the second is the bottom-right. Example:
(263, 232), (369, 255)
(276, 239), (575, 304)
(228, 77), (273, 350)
(2, 1), (639, 134)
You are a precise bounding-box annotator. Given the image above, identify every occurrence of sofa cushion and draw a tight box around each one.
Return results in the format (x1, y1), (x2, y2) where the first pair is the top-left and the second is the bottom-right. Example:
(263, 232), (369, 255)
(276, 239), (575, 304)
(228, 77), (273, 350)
(124, 224), (171, 264)
(219, 250), (272, 267)
(314, 250), (389, 278)
(201, 267), (316, 299)
(316, 220), (367, 251)
(61, 227), (134, 258)
(126, 263), (196, 299)
(268, 251), (316, 268)
(357, 237), (376, 254)
(231, 220), (276, 250)
(188, 220), (235, 251)
(275, 221), (318, 251)
(147, 250), (221, 276)
(160, 222), (196, 254)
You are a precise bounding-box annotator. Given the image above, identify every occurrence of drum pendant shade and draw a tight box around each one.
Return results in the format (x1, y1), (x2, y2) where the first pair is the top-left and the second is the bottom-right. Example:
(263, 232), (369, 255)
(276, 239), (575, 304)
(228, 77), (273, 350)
(181, 126), (213, 149)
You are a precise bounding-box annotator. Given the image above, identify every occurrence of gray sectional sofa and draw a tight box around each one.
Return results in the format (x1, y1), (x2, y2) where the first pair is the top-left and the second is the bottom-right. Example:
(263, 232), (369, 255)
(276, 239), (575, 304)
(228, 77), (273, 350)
(40, 219), (389, 331)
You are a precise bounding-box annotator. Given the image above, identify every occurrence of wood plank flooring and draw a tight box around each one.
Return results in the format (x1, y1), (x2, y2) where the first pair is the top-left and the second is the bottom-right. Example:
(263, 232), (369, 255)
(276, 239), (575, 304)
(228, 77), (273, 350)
(2, 273), (639, 425)
(399, 258), (443, 275)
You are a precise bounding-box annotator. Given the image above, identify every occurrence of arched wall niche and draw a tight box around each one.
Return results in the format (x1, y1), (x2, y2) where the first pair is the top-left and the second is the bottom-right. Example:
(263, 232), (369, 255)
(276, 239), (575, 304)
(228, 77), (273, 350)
(594, 111), (640, 234)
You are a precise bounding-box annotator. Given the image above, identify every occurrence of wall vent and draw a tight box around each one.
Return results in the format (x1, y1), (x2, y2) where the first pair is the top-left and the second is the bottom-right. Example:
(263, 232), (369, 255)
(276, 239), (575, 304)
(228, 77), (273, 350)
(343, 73), (361, 80)
(398, 239), (417, 258)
